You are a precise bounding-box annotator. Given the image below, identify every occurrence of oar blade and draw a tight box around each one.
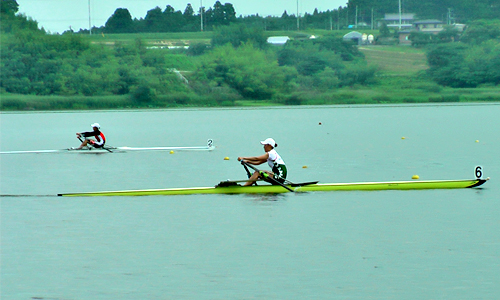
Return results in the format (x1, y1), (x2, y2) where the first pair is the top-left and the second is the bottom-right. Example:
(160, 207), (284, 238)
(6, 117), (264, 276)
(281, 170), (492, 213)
(266, 176), (294, 192)
(290, 181), (319, 187)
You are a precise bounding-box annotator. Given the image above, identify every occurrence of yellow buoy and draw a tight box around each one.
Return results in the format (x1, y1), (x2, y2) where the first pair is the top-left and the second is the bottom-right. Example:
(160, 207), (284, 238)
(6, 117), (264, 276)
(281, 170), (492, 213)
(475, 140), (479, 143)
(412, 175), (419, 180)
(302, 166), (308, 169)
(401, 137), (406, 140)
(224, 157), (230, 160)
(170, 150), (174, 154)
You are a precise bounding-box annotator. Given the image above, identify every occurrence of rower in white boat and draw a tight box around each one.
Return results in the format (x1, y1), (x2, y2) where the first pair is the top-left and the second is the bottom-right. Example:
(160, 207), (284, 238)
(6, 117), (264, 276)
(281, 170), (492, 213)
(73, 123), (106, 150)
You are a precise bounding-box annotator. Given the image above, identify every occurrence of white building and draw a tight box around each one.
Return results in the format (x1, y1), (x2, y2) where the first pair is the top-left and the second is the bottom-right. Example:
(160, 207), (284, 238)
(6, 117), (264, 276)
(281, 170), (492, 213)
(267, 36), (290, 45)
(381, 13), (416, 30)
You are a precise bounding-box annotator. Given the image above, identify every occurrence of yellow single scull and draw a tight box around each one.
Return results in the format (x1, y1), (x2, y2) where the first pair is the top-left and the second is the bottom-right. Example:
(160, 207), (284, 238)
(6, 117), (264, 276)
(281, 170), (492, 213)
(58, 178), (489, 197)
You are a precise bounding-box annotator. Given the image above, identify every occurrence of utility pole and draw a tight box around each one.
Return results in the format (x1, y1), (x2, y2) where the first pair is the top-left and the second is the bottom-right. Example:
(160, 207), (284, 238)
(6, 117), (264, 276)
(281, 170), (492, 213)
(296, 0), (299, 30)
(200, 0), (204, 31)
(88, 0), (92, 35)
(398, 0), (402, 30)
(371, 7), (374, 30)
(337, 9), (340, 30)
(355, 5), (358, 28)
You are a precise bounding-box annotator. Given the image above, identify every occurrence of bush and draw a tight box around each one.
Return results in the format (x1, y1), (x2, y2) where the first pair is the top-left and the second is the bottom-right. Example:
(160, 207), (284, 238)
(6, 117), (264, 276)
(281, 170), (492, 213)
(156, 93), (190, 106)
(441, 95), (460, 102)
(211, 24), (267, 49)
(415, 82), (442, 93)
(284, 95), (303, 105)
(338, 64), (377, 86)
(429, 95), (460, 102)
(372, 96), (391, 103)
(402, 97), (418, 103)
(187, 43), (209, 56)
(195, 43), (294, 100)
(132, 85), (154, 103)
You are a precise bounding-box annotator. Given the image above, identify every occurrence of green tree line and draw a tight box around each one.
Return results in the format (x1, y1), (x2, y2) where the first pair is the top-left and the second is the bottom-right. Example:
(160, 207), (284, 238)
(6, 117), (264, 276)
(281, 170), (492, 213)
(81, 0), (500, 35)
(96, 1), (237, 34)
(348, 0), (499, 25)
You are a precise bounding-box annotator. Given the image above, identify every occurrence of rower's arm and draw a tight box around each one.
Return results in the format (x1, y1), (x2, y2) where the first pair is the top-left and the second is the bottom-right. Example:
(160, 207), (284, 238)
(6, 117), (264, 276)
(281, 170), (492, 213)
(238, 153), (269, 165)
(79, 131), (95, 138)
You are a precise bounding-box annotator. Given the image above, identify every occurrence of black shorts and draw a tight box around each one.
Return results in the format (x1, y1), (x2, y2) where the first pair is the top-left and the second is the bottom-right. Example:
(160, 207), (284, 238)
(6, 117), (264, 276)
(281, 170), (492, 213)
(272, 164), (287, 184)
(89, 140), (104, 148)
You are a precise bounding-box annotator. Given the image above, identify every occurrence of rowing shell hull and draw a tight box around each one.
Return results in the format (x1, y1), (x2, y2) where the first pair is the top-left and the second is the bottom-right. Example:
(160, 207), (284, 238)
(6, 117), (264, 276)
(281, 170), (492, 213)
(0, 139), (215, 154)
(0, 146), (214, 154)
(58, 178), (489, 197)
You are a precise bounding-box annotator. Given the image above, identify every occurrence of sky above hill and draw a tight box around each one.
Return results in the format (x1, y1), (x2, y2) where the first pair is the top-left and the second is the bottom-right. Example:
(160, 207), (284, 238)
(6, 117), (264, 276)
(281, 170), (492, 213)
(17, 0), (348, 33)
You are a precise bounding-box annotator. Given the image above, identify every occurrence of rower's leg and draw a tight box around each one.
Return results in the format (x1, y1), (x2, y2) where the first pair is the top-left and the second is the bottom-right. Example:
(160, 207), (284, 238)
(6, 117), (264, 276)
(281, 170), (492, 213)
(259, 171), (277, 184)
(76, 139), (89, 150)
(244, 171), (260, 186)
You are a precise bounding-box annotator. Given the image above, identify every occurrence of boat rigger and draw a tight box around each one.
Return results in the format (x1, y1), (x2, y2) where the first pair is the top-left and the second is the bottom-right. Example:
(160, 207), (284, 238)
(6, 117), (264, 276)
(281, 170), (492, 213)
(57, 178), (489, 197)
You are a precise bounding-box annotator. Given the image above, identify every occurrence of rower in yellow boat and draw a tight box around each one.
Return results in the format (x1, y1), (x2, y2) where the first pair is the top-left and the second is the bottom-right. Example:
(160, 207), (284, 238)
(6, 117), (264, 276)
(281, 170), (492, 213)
(238, 138), (287, 186)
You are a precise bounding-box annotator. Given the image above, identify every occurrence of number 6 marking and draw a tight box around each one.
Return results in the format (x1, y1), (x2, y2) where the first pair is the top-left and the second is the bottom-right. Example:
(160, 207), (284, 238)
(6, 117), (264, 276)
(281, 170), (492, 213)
(475, 166), (482, 179)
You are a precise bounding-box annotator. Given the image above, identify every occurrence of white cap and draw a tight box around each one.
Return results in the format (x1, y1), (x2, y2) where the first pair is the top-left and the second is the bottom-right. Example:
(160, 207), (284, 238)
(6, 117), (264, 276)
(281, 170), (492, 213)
(260, 138), (276, 147)
(91, 123), (100, 129)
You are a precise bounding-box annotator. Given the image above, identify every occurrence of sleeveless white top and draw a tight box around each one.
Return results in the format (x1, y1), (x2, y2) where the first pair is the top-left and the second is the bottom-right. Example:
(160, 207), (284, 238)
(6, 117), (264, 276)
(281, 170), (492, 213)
(267, 149), (285, 168)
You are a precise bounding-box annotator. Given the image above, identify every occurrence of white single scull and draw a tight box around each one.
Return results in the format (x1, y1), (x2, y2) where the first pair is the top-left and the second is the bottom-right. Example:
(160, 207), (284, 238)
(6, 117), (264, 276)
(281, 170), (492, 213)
(0, 139), (214, 154)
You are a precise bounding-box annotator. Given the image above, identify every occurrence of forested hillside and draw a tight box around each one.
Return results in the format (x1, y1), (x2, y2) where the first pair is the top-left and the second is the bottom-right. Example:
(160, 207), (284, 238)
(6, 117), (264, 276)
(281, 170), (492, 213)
(1, 1), (377, 109)
(1, 0), (499, 110)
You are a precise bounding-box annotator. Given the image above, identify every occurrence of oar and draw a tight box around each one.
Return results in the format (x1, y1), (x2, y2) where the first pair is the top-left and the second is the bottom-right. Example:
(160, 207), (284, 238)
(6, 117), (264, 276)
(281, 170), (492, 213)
(242, 162), (253, 179)
(285, 180), (319, 187)
(240, 161), (294, 192)
(216, 179), (264, 187)
(218, 179), (318, 187)
(102, 146), (113, 153)
(240, 161), (316, 186)
(77, 136), (113, 153)
(222, 179), (265, 183)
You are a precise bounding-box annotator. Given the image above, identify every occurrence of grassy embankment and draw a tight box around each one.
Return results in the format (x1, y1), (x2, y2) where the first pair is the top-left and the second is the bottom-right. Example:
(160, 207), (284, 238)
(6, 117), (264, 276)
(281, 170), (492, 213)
(355, 45), (500, 104)
(1, 31), (499, 110)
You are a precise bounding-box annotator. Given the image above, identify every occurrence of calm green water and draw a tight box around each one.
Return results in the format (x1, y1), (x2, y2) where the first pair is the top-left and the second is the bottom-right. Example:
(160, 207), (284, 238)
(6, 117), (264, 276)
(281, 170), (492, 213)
(1, 104), (499, 299)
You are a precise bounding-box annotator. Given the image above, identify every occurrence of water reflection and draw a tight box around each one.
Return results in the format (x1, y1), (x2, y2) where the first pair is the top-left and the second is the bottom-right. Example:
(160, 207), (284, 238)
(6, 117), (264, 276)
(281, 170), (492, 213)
(244, 193), (286, 202)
